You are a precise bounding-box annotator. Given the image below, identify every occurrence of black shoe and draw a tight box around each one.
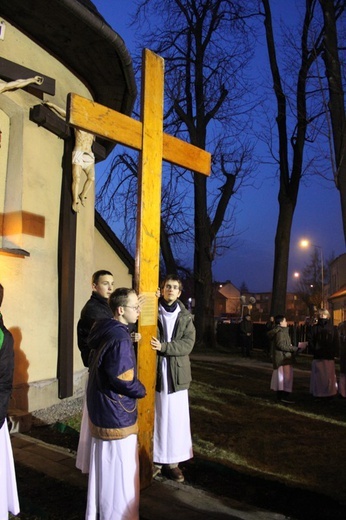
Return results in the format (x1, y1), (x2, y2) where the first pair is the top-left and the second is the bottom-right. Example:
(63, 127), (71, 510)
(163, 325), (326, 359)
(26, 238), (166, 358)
(162, 465), (184, 483)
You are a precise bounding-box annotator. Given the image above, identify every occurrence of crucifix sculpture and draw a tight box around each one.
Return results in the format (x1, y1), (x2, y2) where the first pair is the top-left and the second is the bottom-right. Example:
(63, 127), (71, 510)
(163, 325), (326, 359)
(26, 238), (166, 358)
(67, 48), (211, 488)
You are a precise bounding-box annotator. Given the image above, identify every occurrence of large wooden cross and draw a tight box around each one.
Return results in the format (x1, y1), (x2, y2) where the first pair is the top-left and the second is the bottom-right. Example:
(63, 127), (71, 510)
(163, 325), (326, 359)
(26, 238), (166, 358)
(67, 48), (211, 488)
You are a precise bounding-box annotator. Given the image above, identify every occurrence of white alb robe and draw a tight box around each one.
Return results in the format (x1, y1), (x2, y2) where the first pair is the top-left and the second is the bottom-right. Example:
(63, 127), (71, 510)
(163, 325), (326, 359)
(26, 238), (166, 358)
(270, 365), (294, 393)
(310, 359), (338, 397)
(76, 377), (91, 473)
(0, 420), (20, 520)
(339, 374), (346, 398)
(153, 305), (193, 465)
(85, 434), (139, 520)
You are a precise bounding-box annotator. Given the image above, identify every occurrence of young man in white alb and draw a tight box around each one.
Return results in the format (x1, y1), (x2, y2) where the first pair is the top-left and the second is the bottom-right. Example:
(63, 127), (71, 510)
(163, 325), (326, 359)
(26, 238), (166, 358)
(151, 275), (195, 482)
(86, 288), (146, 520)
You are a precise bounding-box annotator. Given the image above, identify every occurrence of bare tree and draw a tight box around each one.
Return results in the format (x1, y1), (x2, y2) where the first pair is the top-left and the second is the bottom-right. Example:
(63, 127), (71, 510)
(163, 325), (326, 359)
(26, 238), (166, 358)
(295, 249), (325, 312)
(97, 153), (189, 274)
(260, 0), (343, 315)
(98, 0), (257, 347)
(139, 0), (258, 347)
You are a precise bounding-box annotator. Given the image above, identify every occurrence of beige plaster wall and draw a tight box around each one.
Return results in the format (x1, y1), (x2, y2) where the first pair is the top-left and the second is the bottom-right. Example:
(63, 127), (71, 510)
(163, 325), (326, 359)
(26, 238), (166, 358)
(0, 18), (106, 411)
(94, 231), (133, 288)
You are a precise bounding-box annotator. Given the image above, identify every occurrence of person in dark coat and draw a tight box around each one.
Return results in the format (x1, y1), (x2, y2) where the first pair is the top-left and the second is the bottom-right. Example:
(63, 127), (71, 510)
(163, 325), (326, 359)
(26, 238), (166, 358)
(338, 321), (346, 397)
(85, 287), (146, 520)
(76, 270), (142, 473)
(77, 270), (115, 367)
(0, 284), (20, 517)
(76, 270), (115, 472)
(239, 314), (253, 357)
(308, 309), (339, 398)
(265, 316), (275, 357)
(268, 315), (299, 404)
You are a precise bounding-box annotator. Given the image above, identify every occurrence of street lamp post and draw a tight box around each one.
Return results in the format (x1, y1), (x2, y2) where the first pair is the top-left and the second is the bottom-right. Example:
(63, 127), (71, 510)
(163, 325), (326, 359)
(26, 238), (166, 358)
(299, 239), (324, 309)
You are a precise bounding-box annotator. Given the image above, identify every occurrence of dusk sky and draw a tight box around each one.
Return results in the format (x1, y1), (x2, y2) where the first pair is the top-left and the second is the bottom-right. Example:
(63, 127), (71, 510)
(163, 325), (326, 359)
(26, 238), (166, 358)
(92, 0), (345, 293)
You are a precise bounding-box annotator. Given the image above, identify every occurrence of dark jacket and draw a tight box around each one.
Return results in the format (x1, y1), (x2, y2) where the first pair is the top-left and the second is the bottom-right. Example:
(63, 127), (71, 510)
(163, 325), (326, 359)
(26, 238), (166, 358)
(308, 319), (339, 360)
(239, 318), (253, 336)
(86, 318), (146, 440)
(155, 300), (195, 394)
(0, 312), (14, 429)
(77, 292), (113, 367)
(338, 321), (346, 374)
(267, 325), (298, 369)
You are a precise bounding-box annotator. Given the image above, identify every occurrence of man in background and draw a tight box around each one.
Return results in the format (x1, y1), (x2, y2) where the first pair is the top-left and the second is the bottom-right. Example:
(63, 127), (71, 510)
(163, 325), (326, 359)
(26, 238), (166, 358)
(77, 270), (114, 367)
(308, 309), (339, 398)
(239, 314), (253, 358)
(76, 270), (114, 473)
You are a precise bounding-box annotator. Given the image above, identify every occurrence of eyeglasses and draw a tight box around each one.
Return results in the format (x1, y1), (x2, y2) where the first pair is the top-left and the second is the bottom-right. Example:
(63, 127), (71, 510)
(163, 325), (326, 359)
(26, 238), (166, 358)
(123, 305), (141, 311)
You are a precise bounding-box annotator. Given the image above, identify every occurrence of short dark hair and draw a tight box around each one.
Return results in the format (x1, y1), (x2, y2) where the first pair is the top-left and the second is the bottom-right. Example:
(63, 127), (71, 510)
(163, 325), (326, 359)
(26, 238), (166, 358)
(109, 288), (136, 313)
(160, 274), (183, 291)
(0, 284), (3, 307)
(92, 270), (113, 285)
(274, 314), (286, 325)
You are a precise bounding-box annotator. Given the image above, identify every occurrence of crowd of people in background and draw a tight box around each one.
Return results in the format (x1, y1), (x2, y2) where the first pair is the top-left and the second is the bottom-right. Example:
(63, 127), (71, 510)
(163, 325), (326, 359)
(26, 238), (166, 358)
(266, 308), (342, 403)
(237, 308), (344, 404)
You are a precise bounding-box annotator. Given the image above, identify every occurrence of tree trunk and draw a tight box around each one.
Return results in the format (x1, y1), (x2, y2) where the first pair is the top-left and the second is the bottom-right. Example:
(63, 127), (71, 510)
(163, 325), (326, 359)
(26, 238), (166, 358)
(262, 0), (317, 317)
(319, 0), (346, 244)
(193, 173), (216, 348)
(160, 218), (178, 274)
(271, 200), (295, 315)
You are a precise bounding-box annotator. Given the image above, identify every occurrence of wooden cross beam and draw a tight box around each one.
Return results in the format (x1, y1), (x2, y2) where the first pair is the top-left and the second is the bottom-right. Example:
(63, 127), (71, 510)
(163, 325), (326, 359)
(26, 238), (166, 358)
(67, 48), (211, 488)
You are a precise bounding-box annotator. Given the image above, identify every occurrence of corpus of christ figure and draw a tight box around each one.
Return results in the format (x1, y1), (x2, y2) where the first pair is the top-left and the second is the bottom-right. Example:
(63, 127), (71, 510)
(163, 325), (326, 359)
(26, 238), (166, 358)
(43, 101), (95, 213)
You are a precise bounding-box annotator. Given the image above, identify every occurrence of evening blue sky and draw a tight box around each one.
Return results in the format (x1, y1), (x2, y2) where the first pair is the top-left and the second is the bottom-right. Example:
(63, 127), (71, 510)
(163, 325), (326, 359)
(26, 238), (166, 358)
(92, 0), (345, 292)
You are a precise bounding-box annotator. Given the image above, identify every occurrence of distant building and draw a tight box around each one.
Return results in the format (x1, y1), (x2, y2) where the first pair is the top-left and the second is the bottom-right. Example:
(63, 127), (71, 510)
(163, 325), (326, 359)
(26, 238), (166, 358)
(328, 253), (346, 325)
(214, 282), (309, 323)
(214, 281), (241, 318)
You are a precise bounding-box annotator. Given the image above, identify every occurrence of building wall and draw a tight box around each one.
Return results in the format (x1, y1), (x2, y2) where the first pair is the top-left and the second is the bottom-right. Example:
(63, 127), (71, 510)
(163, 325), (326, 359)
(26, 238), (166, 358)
(215, 282), (310, 324)
(214, 282), (241, 316)
(94, 232), (133, 287)
(330, 253), (346, 294)
(328, 253), (346, 325)
(0, 19), (131, 412)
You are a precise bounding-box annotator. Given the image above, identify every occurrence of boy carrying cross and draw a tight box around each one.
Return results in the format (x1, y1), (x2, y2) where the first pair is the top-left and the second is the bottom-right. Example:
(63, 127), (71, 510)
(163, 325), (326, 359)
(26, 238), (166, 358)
(85, 288), (146, 520)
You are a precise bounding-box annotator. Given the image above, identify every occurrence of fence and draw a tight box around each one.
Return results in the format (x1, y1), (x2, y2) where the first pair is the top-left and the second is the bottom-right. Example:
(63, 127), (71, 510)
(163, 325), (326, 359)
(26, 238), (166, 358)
(216, 322), (313, 353)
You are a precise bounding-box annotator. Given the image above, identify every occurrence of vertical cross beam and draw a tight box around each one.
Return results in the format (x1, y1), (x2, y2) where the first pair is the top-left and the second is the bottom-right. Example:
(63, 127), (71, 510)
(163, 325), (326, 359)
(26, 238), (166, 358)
(135, 50), (164, 487)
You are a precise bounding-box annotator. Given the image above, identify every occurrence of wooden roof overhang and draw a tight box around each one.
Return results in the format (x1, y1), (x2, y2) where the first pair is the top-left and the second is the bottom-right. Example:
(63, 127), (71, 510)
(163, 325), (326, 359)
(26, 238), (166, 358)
(0, 0), (137, 157)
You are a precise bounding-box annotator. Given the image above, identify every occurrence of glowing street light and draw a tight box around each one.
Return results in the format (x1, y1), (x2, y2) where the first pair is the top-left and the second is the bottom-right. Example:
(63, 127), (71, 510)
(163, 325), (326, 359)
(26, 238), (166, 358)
(293, 272), (300, 279)
(299, 239), (324, 308)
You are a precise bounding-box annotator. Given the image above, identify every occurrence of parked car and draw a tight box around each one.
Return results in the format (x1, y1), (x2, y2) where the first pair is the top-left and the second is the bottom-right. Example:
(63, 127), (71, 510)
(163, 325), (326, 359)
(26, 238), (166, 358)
(216, 314), (240, 323)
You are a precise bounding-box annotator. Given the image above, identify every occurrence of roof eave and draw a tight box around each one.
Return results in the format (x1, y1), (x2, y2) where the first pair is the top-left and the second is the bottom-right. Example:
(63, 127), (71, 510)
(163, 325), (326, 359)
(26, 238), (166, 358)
(0, 0), (137, 157)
